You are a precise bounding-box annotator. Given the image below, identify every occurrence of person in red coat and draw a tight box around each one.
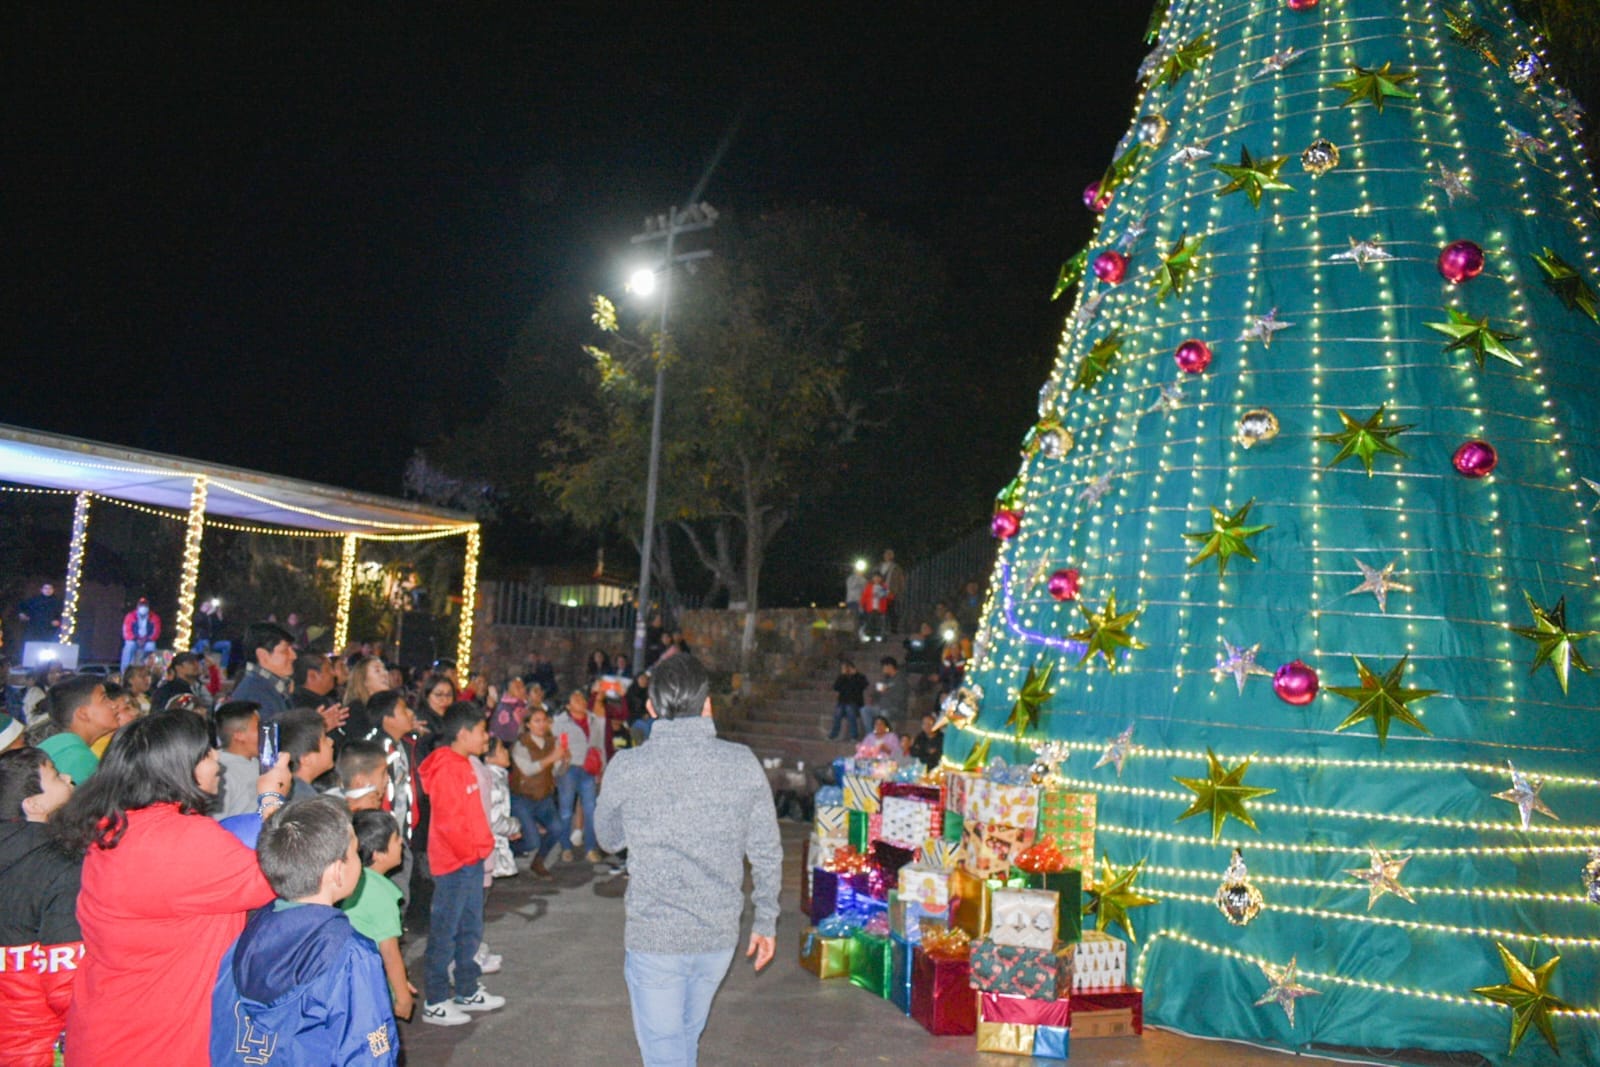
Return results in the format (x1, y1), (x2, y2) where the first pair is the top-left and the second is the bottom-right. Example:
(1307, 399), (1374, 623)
(53, 710), (290, 1066)
(118, 597), (162, 674)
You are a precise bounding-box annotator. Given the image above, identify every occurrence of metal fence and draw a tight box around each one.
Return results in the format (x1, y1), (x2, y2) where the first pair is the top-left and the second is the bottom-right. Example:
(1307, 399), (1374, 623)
(899, 524), (995, 628)
(489, 581), (637, 631)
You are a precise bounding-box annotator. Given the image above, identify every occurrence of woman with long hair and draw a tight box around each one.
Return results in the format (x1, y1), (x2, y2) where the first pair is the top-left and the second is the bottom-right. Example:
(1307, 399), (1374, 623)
(417, 672), (457, 742)
(55, 710), (290, 1066)
(342, 655), (391, 740)
(585, 649), (612, 684)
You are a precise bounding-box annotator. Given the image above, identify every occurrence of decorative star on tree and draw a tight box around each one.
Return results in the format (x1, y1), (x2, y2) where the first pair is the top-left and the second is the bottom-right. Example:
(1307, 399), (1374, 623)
(1006, 661), (1054, 737)
(1072, 289), (1107, 327)
(1332, 61), (1418, 112)
(1318, 404), (1413, 475)
(1532, 247), (1600, 324)
(1345, 849), (1416, 910)
(961, 736), (992, 772)
(1506, 124), (1551, 161)
(1444, 7), (1499, 65)
(1494, 761), (1558, 831)
(1214, 638), (1273, 695)
(1330, 236), (1396, 268)
(1255, 956), (1321, 1028)
(1428, 162), (1472, 204)
(1171, 138), (1215, 164)
(1151, 233), (1203, 302)
(1256, 47), (1307, 78)
(1326, 654), (1438, 745)
(1099, 143), (1147, 198)
(1511, 592), (1596, 694)
(1174, 747), (1276, 841)
(1473, 943), (1572, 1055)
(1184, 498), (1271, 575)
(1582, 477), (1600, 512)
(1154, 33), (1213, 89)
(1082, 856), (1159, 941)
(1050, 246), (1089, 301)
(1239, 307), (1293, 346)
(1073, 329), (1125, 391)
(1348, 558), (1413, 613)
(1077, 472), (1113, 506)
(1068, 589), (1147, 671)
(1094, 724), (1135, 776)
(1212, 145), (1294, 208)
(1147, 378), (1184, 413)
(1426, 308), (1523, 370)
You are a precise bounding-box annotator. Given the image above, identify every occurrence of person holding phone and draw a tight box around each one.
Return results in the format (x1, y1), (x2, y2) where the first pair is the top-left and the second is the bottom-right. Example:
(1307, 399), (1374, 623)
(211, 702), (263, 820)
(552, 689), (607, 864)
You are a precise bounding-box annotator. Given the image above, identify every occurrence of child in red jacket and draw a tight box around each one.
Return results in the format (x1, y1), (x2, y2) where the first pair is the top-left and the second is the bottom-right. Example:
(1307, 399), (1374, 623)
(416, 702), (504, 1026)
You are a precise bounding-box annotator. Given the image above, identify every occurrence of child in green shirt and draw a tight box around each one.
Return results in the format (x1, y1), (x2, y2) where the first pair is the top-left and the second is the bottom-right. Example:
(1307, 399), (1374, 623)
(341, 810), (413, 1020)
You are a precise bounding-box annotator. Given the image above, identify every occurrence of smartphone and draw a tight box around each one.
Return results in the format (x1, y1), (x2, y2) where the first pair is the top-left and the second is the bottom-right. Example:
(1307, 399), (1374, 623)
(259, 722), (280, 773)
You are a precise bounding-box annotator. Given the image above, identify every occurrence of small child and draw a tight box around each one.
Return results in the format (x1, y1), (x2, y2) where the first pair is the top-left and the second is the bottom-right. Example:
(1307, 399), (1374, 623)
(336, 740), (389, 813)
(483, 737), (522, 879)
(342, 810), (414, 1022)
(211, 796), (398, 1064)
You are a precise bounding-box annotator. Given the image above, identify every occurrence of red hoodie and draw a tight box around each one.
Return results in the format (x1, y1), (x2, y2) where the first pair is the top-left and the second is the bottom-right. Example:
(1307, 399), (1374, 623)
(418, 747), (494, 877)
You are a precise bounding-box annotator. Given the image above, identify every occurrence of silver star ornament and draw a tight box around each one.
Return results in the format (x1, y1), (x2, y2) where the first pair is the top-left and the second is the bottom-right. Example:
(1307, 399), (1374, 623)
(1581, 477), (1600, 511)
(1148, 379), (1184, 413)
(1078, 473), (1113, 506)
(1349, 558), (1413, 613)
(1255, 956), (1321, 1027)
(1494, 761), (1558, 831)
(1239, 307), (1294, 347)
(1428, 163), (1472, 205)
(1073, 289), (1107, 327)
(1256, 47), (1307, 78)
(1171, 138), (1215, 165)
(1331, 236), (1396, 268)
(1506, 124), (1551, 160)
(1345, 849), (1416, 909)
(1214, 639), (1273, 695)
(1094, 725), (1135, 777)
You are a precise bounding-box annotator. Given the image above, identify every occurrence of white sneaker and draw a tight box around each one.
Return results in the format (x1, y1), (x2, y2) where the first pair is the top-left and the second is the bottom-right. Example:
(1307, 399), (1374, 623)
(421, 1000), (472, 1026)
(455, 986), (506, 1013)
(473, 945), (503, 974)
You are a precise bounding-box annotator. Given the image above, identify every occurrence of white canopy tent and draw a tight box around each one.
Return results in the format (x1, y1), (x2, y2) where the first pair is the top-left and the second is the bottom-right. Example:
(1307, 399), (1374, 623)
(0, 423), (481, 664)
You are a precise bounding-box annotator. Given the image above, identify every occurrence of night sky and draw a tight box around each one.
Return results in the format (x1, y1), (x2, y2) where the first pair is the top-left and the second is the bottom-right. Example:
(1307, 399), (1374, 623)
(7, 7), (1149, 504)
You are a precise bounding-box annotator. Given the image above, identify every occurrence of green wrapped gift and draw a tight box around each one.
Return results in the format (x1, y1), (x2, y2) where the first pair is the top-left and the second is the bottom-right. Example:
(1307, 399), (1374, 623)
(848, 809), (872, 852)
(849, 929), (894, 998)
(1009, 867), (1084, 943)
(941, 810), (965, 844)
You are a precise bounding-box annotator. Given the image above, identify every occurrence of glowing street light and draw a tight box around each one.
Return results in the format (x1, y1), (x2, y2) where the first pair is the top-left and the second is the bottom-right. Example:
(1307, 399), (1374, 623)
(628, 267), (658, 297)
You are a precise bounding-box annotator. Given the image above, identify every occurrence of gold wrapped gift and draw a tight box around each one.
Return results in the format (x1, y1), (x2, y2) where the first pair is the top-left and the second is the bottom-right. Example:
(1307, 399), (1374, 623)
(950, 867), (1027, 937)
(975, 1020), (1036, 1054)
(798, 926), (851, 979)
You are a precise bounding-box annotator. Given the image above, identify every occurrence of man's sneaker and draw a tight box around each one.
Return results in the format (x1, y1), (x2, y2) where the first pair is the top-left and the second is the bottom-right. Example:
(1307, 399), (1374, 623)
(421, 1000), (472, 1026)
(473, 944), (503, 975)
(454, 987), (506, 1013)
(585, 849), (604, 864)
(560, 848), (575, 863)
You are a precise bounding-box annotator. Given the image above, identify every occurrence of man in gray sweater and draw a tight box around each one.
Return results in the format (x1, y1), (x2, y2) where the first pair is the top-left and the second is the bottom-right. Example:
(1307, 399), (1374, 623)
(594, 653), (782, 1067)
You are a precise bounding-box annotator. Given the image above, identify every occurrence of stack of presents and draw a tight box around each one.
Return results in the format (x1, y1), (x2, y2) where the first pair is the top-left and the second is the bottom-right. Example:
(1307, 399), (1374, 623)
(799, 758), (1144, 1058)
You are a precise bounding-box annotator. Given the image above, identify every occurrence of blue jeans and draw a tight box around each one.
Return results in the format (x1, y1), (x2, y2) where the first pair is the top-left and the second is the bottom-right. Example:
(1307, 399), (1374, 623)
(120, 639), (156, 672)
(623, 948), (735, 1067)
(557, 766), (599, 853)
(424, 860), (484, 1004)
(508, 793), (560, 860)
(192, 638), (232, 668)
(829, 703), (861, 740)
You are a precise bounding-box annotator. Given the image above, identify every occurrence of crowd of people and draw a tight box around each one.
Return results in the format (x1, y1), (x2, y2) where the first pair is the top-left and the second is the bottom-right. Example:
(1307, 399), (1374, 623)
(0, 602), (712, 1064)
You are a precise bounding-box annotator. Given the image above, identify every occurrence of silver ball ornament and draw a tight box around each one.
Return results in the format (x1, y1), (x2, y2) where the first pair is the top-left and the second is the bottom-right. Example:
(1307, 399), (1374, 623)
(1136, 114), (1169, 148)
(1301, 139), (1340, 176)
(1236, 408), (1280, 449)
(1510, 52), (1545, 89)
(1216, 849), (1264, 926)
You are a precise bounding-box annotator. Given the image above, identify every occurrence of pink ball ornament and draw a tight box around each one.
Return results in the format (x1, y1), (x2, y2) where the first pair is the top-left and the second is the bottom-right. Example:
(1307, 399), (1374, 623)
(991, 509), (1023, 539)
(1287, 0), (1318, 9)
(1174, 338), (1213, 374)
(1047, 568), (1082, 602)
(1092, 250), (1128, 285)
(1083, 180), (1112, 213)
(1452, 440), (1498, 478)
(1274, 660), (1319, 705)
(1438, 240), (1485, 284)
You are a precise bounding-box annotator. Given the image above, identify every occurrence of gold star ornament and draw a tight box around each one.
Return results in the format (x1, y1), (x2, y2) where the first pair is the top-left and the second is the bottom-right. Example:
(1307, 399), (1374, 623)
(1184, 498), (1271, 575)
(1318, 403), (1413, 476)
(1154, 33), (1213, 90)
(1473, 943), (1572, 1055)
(1326, 654), (1438, 746)
(1068, 589), (1147, 672)
(1073, 329), (1125, 391)
(1532, 247), (1600, 324)
(1332, 61), (1418, 112)
(1426, 308), (1522, 370)
(1510, 592), (1595, 694)
(1174, 747), (1276, 841)
(1212, 145), (1294, 209)
(1006, 661), (1054, 737)
(1082, 856), (1159, 941)
(1151, 233), (1203, 303)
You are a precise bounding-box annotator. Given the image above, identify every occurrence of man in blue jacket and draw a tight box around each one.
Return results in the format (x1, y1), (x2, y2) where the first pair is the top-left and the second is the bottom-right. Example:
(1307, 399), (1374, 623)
(212, 796), (398, 1065)
(595, 654), (783, 1067)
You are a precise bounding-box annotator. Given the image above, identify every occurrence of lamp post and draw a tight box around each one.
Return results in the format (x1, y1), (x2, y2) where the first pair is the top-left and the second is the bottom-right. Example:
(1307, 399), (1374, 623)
(628, 202), (715, 670)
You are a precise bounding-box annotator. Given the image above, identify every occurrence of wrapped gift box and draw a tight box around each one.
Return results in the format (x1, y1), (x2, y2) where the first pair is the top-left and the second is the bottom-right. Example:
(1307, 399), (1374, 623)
(809, 867), (840, 924)
(1010, 868), (1084, 944)
(881, 795), (936, 848)
(968, 938), (1073, 1001)
(941, 810), (965, 844)
(910, 944), (978, 1036)
(942, 770), (978, 814)
(1074, 1008), (1136, 1038)
(882, 781), (940, 804)
(810, 833), (848, 864)
(814, 803), (849, 837)
(871, 840), (916, 887)
(800, 838), (812, 916)
(898, 863), (953, 912)
(798, 926), (851, 979)
(918, 838), (960, 869)
(974, 1021), (1068, 1059)
(842, 772), (881, 813)
(979, 991), (1070, 1027)
(889, 895), (947, 942)
(960, 820), (1036, 878)
(1071, 984), (1143, 1034)
(1072, 930), (1128, 990)
(1036, 789), (1096, 882)
(848, 929), (894, 998)
(950, 867), (1026, 937)
(987, 887), (1059, 950)
(848, 810), (872, 852)
(889, 933), (914, 1014)
(965, 778), (1040, 828)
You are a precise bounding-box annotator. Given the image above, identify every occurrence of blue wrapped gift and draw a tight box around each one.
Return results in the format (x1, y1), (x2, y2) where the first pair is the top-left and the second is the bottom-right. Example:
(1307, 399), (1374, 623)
(890, 932), (914, 1014)
(1034, 1024), (1069, 1059)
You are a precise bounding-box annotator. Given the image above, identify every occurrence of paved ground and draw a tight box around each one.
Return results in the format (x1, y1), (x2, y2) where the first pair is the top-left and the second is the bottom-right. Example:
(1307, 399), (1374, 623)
(400, 823), (1351, 1067)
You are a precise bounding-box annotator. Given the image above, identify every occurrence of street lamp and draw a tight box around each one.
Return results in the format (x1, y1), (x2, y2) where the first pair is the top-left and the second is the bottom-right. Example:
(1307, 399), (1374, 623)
(627, 202), (716, 670)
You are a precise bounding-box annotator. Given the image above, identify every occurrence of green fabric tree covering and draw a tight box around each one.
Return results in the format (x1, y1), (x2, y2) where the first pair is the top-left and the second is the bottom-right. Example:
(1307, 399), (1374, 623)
(945, 1), (1600, 1062)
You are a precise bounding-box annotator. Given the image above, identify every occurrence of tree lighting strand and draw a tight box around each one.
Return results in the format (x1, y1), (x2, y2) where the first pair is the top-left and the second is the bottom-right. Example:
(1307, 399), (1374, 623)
(58, 492), (91, 644)
(456, 525), (482, 669)
(174, 477), (208, 651)
(333, 534), (358, 654)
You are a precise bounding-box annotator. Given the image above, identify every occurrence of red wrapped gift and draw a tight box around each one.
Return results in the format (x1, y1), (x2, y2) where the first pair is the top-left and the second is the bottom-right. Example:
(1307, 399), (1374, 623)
(871, 840), (916, 885)
(910, 944), (978, 1036)
(882, 781), (941, 804)
(979, 991), (1071, 1028)
(1069, 984), (1144, 1034)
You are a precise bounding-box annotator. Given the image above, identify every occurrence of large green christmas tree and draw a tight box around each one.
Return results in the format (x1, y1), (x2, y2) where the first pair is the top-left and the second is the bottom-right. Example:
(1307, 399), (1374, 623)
(945, 1), (1600, 1062)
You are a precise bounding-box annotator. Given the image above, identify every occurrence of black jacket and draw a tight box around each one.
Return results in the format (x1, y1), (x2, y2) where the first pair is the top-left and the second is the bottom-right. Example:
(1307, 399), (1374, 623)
(0, 821), (82, 945)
